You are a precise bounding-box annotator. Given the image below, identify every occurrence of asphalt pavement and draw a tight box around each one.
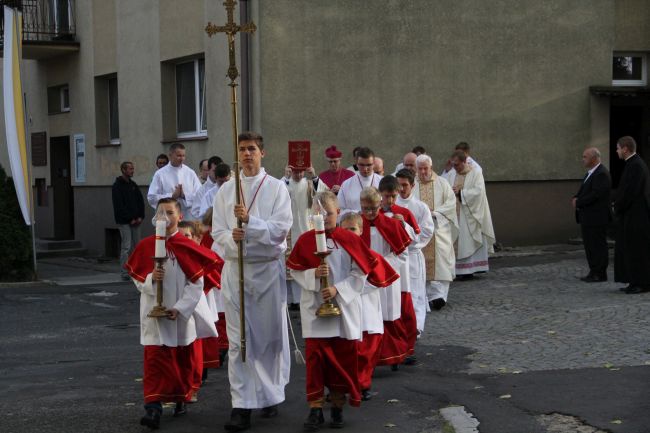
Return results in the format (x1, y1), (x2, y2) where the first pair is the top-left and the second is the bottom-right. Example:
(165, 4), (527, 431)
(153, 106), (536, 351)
(1, 245), (649, 433)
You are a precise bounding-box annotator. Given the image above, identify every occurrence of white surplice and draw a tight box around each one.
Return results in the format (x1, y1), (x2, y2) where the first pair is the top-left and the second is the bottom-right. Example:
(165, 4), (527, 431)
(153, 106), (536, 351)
(287, 178), (313, 304)
(147, 163), (202, 220)
(368, 226), (404, 322)
(201, 182), (222, 219)
(290, 237), (366, 340)
(134, 239), (218, 347)
(414, 175), (458, 302)
(212, 168), (292, 409)
(338, 173), (382, 217)
(396, 194), (435, 332)
(191, 176), (216, 220)
(443, 167), (495, 275)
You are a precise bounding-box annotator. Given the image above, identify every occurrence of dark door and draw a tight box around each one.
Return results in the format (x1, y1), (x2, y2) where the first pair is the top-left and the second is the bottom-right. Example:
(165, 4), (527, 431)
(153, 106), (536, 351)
(50, 136), (74, 239)
(609, 104), (645, 188)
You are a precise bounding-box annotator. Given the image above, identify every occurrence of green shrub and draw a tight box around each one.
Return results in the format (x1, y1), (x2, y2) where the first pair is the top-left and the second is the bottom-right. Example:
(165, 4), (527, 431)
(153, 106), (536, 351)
(0, 164), (35, 281)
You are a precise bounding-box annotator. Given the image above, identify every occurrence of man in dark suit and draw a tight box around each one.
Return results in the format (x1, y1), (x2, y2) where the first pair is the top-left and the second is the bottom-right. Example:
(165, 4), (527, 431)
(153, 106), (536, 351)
(573, 148), (612, 282)
(614, 136), (650, 294)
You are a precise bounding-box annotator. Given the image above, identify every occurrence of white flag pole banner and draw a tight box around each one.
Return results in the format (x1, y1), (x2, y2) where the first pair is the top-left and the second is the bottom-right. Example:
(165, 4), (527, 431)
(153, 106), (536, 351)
(3, 6), (33, 225)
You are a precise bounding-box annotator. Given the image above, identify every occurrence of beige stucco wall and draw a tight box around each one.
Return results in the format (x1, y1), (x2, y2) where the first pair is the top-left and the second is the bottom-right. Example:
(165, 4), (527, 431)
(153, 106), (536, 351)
(253, 0), (616, 181)
(615, 0), (650, 51)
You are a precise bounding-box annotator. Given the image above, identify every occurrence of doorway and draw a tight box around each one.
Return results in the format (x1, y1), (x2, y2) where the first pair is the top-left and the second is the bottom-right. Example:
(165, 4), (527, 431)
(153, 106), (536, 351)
(609, 101), (649, 188)
(50, 135), (74, 239)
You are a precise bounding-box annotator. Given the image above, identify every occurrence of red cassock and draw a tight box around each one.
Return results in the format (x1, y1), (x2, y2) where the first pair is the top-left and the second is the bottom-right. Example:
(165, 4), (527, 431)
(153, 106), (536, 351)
(287, 227), (398, 404)
(126, 232), (224, 401)
(361, 212), (413, 366)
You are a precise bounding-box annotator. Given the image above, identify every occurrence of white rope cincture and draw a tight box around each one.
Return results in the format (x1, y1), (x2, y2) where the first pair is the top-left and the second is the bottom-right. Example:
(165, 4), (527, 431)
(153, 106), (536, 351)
(286, 305), (305, 365)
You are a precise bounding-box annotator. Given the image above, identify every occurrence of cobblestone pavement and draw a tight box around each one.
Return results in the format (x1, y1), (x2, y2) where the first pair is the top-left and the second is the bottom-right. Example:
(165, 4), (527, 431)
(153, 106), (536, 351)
(420, 250), (650, 374)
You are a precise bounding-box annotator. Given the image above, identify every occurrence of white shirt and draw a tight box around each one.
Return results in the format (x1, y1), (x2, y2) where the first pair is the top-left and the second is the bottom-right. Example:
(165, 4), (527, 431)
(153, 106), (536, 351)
(147, 163), (202, 220)
(191, 176), (216, 219)
(338, 173), (382, 217)
(584, 163), (601, 182)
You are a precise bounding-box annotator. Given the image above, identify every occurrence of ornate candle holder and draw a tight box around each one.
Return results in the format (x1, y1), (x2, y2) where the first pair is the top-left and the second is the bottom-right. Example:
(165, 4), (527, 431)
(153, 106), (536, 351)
(315, 251), (341, 317)
(147, 255), (170, 318)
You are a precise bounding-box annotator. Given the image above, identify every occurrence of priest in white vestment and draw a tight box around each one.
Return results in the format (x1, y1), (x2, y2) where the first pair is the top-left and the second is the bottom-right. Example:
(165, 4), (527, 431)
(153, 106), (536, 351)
(395, 169), (435, 332)
(441, 141), (483, 177)
(212, 132), (292, 430)
(444, 151), (495, 277)
(413, 154), (458, 311)
(338, 147), (382, 217)
(147, 143), (202, 220)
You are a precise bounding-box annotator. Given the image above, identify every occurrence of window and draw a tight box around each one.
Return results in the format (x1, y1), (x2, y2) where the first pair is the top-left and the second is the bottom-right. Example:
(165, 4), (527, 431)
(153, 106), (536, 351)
(47, 84), (70, 114)
(108, 77), (119, 143)
(176, 58), (206, 136)
(612, 53), (647, 86)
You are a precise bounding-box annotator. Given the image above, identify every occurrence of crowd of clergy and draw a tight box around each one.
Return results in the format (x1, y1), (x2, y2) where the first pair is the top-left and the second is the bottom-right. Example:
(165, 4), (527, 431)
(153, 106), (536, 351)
(126, 132), (495, 431)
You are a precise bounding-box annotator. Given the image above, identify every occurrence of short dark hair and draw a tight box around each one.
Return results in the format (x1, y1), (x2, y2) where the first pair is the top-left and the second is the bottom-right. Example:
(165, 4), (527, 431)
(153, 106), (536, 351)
(378, 175), (399, 192)
(412, 146), (426, 155)
(618, 136), (637, 153)
(395, 168), (415, 185)
(157, 197), (181, 212)
(352, 146), (362, 157)
(455, 142), (470, 152)
(120, 161), (133, 172)
(239, 131), (264, 150)
(208, 155), (223, 169)
(156, 154), (169, 162)
(199, 159), (208, 169)
(215, 163), (231, 178)
(356, 147), (375, 160)
(169, 142), (185, 152)
(451, 149), (467, 161)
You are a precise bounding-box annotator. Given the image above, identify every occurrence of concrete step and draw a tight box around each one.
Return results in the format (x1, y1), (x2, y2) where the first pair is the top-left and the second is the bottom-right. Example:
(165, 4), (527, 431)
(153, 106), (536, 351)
(36, 239), (84, 251)
(36, 248), (88, 259)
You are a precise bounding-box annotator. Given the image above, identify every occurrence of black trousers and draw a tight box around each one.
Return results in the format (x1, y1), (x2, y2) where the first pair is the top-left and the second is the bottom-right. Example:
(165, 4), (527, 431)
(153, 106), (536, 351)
(581, 224), (608, 276)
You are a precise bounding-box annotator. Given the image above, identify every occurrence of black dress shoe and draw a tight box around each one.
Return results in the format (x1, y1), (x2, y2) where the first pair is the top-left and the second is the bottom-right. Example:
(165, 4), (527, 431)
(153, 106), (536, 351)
(625, 285), (649, 294)
(260, 404), (278, 418)
(225, 408), (252, 432)
(140, 408), (161, 430)
(303, 408), (325, 431)
(581, 274), (607, 283)
(404, 355), (418, 366)
(391, 364), (399, 371)
(173, 401), (187, 417)
(429, 298), (446, 310)
(361, 388), (373, 401)
(456, 274), (474, 281)
(619, 284), (631, 292)
(330, 407), (344, 428)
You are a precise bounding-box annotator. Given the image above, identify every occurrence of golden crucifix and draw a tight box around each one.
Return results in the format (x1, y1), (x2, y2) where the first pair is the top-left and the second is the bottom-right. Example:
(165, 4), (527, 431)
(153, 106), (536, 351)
(205, 0), (256, 363)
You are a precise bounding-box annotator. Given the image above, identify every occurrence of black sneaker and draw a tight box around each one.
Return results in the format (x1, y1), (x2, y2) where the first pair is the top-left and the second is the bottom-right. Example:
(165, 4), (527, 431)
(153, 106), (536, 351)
(225, 408), (252, 432)
(140, 408), (161, 430)
(303, 407), (325, 431)
(429, 298), (446, 310)
(330, 407), (344, 429)
(404, 355), (418, 366)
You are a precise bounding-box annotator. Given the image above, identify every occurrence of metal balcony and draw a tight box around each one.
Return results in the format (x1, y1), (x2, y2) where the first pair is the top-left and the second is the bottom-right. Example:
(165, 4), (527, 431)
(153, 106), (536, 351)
(1, 0), (79, 59)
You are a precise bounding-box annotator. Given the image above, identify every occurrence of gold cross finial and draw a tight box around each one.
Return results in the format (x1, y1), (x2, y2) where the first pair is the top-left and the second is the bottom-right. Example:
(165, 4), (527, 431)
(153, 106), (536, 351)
(205, 0), (257, 82)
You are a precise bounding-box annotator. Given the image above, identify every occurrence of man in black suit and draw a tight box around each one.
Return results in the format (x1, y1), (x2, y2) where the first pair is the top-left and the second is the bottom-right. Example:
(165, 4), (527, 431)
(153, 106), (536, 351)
(614, 136), (650, 294)
(573, 148), (612, 282)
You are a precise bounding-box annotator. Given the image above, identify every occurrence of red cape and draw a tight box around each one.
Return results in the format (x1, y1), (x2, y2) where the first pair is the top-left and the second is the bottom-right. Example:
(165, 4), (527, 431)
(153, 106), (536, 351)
(361, 212), (412, 256)
(126, 231), (223, 292)
(286, 227), (398, 288)
(318, 168), (355, 189)
(381, 204), (420, 234)
(200, 231), (214, 249)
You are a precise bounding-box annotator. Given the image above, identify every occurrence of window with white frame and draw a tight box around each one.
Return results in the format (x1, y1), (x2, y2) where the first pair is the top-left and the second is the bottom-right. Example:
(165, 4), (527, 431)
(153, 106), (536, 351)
(176, 58), (206, 136)
(48, 84), (70, 114)
(612, 52), (647, 86)
(108, 77), (119, 143)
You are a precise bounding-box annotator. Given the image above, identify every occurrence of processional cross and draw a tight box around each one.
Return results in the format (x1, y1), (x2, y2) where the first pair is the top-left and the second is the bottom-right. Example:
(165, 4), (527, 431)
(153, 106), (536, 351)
(205, 0), (257, 363)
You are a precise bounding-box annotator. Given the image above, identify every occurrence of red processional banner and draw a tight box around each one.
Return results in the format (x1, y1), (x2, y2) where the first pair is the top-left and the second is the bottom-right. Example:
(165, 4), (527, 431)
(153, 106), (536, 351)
(288, 140), (311, 170)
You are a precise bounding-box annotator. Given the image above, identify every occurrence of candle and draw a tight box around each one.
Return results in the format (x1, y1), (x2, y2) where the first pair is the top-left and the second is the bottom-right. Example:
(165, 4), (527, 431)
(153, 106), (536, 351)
(154, 219), (166, 258)
(313, 214), (327, 253)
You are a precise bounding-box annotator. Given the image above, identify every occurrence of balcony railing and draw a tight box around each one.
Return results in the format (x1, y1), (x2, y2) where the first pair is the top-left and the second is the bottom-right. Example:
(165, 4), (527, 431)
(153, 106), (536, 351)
(1, 0), (76, 43)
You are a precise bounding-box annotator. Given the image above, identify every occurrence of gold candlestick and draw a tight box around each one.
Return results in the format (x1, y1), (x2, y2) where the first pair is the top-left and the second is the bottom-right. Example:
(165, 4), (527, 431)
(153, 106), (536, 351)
(147, 256), (170, 318)
(315, 251), (341, 317)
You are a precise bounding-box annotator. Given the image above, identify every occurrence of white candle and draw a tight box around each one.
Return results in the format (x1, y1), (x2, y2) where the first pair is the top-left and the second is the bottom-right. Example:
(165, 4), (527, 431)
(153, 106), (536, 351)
(313, 214), (327, 253)
(154, 219), (166, 258)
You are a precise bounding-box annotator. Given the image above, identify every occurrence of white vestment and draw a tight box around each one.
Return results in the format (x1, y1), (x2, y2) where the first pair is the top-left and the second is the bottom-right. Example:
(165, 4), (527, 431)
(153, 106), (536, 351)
(290, 238), (366, 340)
(201, 182), (222, 219)
(287, 177), (313, 304)
(338, 173), (382, 217)
(134, 237), (218, 347)
(191, 177), (216, 220)
(414, 175), (458, 302)
(441, 155), (483, 177)
(212, 168), (292, 409)
(147, 163), (202, 220)
(445, 168), (496, 275)
(368, 226), (404, 322)
(396, 194), (434, 331)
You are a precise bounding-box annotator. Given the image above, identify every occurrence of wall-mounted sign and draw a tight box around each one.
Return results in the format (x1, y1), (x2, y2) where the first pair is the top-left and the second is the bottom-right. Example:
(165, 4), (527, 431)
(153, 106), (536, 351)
(74, 133), (86, 183)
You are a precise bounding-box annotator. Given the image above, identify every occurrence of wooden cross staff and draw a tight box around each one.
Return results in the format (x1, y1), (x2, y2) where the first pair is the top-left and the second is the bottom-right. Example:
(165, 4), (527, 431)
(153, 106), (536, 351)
(205, 0), (256, 363)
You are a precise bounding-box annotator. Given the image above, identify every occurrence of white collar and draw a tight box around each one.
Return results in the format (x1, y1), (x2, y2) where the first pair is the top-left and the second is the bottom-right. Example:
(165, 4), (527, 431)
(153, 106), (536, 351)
(241, 167), (266, 183)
